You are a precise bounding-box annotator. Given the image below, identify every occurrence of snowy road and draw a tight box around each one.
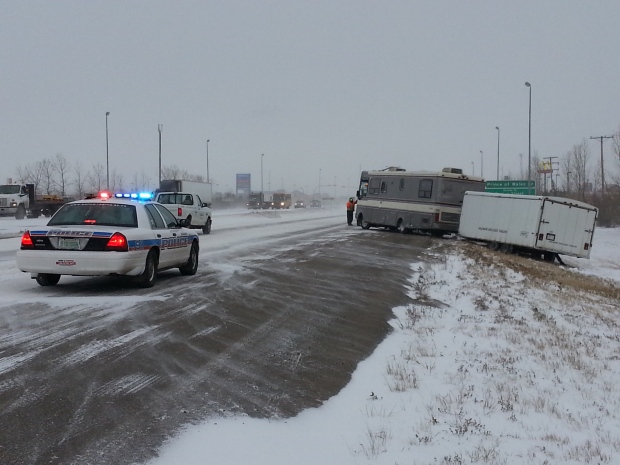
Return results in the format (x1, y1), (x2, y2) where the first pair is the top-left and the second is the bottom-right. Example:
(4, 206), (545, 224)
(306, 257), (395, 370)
(0, 207), (435, 465)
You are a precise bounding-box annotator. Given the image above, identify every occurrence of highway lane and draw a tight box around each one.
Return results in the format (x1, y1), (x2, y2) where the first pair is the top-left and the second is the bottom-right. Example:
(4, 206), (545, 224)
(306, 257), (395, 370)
(0, 210), (435, 465)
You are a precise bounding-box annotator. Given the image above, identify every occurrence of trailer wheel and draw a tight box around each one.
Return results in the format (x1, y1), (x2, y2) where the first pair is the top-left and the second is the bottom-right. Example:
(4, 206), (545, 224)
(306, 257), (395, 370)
(543, 252), (556, 262)
(500, 244), (513, 254)
(488, 241), (500, 251)
(361, 218), (371, 230)
(15, 205), (26, 220)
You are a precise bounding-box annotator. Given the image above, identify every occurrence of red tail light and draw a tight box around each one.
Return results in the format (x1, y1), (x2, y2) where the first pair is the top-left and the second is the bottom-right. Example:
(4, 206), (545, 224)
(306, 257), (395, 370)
(21, 231), (34, 249)
(178, 207), (183, 216)
(105, 232), (128, 251)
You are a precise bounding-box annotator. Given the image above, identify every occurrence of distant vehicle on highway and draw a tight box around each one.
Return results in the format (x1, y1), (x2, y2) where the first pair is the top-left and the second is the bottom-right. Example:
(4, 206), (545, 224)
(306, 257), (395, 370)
(310, 199), (322, 208)
(294, 200), (306, 208)
(16, 193), (199, 288)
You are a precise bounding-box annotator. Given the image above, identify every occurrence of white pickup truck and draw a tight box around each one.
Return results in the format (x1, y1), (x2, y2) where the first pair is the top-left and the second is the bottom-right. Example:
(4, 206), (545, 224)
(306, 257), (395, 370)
(155, 192), (213, 234)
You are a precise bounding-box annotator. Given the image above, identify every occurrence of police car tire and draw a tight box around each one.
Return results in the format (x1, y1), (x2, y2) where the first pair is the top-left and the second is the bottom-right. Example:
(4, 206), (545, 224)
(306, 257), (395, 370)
(180, 242), (199, 276)
(137, 250), (158, 288)
(202, 219), (212, 235)
(36, 273), (61, 286)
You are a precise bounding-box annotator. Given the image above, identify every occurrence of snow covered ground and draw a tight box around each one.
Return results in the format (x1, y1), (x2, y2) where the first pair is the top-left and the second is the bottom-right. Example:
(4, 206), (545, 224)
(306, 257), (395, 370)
(2, 212), (619, 465)
(144, 226), (620, 465)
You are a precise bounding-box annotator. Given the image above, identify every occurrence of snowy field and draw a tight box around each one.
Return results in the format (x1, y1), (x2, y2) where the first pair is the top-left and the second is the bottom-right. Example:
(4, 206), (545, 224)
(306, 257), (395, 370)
(144, 226), (620, 465)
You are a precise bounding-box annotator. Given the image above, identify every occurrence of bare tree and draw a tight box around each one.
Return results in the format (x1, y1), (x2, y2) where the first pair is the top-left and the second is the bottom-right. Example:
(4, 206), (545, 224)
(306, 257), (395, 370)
(567, 139), (591, 201)
(52, 153), (71, 197)
(612, 125), (620, 184)
(73, 161), (87, 199)
(161, 165), (184, 181)
(88, 163), (106, 193)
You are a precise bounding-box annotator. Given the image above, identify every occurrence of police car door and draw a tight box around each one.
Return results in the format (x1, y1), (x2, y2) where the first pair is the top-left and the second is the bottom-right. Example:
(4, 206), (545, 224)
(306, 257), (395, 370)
(154, 204), (189, 265)
(144, 204), (179, 268)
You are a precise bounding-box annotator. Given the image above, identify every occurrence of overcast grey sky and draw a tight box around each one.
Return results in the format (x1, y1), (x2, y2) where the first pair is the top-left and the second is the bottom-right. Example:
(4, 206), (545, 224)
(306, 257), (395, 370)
(2, 0), (619, 195)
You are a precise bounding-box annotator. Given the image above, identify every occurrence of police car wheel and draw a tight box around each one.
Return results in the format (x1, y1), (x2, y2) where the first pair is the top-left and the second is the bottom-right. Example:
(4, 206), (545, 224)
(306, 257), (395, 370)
(180, 242), (199, 276)
(137, 250), (158, 288)
(35, 273), (61, 286)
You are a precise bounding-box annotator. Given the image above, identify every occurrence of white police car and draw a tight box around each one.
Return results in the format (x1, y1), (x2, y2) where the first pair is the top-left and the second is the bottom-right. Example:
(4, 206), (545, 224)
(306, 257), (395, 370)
(16, 192), (200, 287)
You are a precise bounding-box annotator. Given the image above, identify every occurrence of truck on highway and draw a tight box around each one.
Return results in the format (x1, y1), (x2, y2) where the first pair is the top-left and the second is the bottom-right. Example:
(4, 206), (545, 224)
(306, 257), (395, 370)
(271, 192), (292, 209)
(158, 180), (213, 207)
(458, 191), (598, 261)
(247, 192), (270, 209)
(155, 180), (214, 234)
(0, 183), (72, 219)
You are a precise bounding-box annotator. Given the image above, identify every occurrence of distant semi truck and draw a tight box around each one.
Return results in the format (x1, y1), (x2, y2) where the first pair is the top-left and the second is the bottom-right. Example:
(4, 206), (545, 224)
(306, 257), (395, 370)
(458, 191), (598, 261)
(247, 192), (270, 209)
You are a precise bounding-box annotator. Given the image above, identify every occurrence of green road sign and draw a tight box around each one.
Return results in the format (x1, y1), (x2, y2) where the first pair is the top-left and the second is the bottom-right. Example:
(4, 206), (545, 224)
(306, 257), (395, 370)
(485, 180), (535, 195)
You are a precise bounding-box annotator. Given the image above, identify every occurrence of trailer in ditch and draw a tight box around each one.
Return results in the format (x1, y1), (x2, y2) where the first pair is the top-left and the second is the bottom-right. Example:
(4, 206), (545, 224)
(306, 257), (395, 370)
(458, 191), (598, 261)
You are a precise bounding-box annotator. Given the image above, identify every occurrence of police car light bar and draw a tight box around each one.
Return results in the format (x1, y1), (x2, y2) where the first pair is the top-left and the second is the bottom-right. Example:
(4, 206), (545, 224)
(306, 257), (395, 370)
(113, 192), (154, 201)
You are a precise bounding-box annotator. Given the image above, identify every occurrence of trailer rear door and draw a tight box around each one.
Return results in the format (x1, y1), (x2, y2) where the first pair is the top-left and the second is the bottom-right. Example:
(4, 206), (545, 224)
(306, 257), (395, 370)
(536, 199), (597, 258)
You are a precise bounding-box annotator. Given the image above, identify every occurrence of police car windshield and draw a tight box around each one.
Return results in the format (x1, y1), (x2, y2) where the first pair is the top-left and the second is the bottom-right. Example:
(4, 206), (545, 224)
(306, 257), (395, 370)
(48, 203), (138, 228)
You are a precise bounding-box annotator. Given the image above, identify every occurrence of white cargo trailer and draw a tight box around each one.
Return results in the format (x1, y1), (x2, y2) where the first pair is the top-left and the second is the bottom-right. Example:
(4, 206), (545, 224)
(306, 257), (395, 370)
(458, 192), (598, 260)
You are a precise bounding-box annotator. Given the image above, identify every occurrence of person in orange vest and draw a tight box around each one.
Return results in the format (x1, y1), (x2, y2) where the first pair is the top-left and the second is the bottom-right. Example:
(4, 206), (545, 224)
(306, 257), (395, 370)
(346, 197), (357, 226)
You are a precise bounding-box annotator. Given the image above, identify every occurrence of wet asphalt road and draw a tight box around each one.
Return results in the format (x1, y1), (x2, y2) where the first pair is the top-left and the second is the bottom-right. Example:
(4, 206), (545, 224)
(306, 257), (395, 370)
(0, 223), (436, 465)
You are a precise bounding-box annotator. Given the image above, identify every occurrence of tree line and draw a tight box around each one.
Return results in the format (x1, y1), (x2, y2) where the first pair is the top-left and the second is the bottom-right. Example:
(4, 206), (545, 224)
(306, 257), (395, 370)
(12, 155), (206, 200)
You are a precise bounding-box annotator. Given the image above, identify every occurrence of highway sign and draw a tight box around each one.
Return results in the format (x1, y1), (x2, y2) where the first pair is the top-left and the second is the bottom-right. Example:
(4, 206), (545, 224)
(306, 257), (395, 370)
(485, 180), (535, 195)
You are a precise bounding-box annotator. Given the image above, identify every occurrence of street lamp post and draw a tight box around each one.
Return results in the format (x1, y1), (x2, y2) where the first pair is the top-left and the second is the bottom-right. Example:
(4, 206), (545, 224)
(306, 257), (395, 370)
(206, 139), (210, 183)
(105, 112), (110, 190)
(525, 82), (532, 189)
(495, 126), (500, 180)
(261, 154), (264, 194)
(480, 150), (483, 178)
(158, 124), (163, 186)
(471, 161), (475, 175)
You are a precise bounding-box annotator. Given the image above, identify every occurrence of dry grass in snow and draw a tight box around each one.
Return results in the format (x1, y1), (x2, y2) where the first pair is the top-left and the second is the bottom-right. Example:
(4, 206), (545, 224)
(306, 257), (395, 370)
(367, 241), (620, 464)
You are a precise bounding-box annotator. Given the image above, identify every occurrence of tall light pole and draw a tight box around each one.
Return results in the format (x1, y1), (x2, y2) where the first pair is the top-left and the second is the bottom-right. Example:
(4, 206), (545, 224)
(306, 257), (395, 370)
(525, 82), (532, 189)
(206, 139), (210, 183)
(495, 126), (500, 180)
(158, 124), (163, 186)
(480, 150), (483, 177)
(105, 112), (110, 190)
(261, 154), (264, 194)
(319, 169), (322, 198)
(471, 161), (474, 175)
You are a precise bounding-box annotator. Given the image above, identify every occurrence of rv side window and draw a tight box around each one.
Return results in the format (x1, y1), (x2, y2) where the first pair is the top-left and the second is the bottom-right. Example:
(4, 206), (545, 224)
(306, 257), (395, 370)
(399, 179), (405, 191)
(368, 178), (381, 195)
(418, 179), (433, 198)
(380, 181), (387, 193)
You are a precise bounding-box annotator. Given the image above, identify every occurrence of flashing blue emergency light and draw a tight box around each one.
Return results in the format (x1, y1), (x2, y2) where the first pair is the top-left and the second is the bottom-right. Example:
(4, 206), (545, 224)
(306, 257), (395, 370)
(113, 192), (154, 202)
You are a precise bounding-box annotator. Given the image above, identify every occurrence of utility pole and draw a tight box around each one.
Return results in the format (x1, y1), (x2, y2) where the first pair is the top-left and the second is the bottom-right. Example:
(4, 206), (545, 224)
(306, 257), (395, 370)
(590, 135), (612, 197)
